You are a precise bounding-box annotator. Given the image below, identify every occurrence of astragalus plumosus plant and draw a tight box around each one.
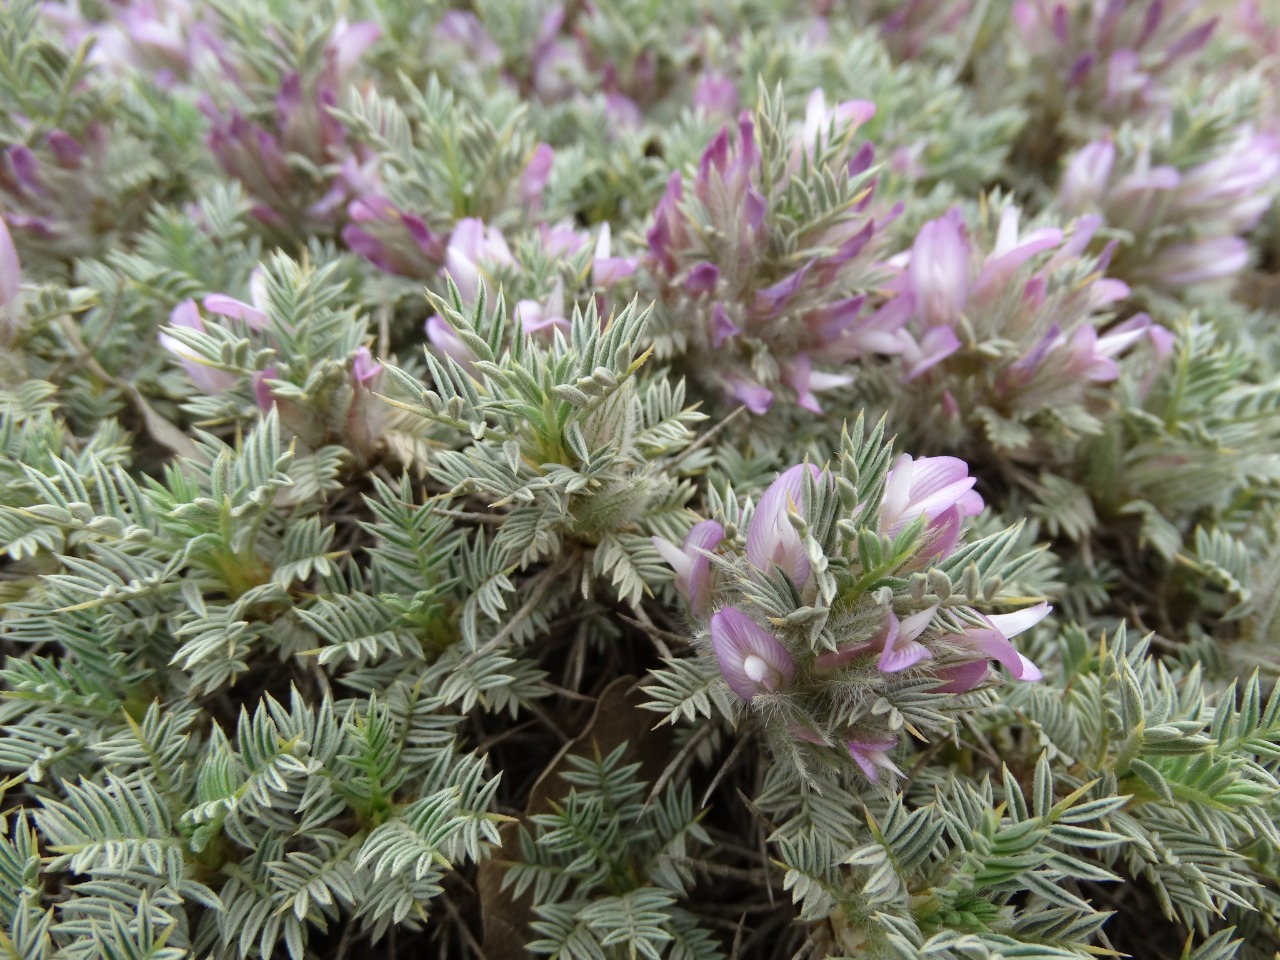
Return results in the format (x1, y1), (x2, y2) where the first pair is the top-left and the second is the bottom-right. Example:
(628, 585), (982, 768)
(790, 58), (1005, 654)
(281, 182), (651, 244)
(1, 0), (1279, 957)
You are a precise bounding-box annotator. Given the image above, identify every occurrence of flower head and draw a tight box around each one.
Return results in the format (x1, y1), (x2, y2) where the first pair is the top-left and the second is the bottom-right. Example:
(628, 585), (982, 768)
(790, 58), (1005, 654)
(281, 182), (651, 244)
(908, 207), (970, 329)
(352, 346), (382, 387)
(802, 88), (876, 158)
(515, 279), (570, 337)
(593, 223), (638, 286)
(426, 315), (478, 373)
(520, 143), (555, 206)
(343, 196), (447, 277)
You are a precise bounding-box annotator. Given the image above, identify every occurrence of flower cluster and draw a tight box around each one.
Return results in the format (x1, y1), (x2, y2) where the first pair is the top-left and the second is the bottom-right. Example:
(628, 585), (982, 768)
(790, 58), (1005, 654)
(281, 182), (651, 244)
(1060, 128), (1280, 291)
(201, 20), (381, 233)
(642, 92), (894, 414)
(871, 201), (1172, 452)
(654, 435), (1049, 783)
(0, 122), (121, 260)
(424, 217), (637, 363)
(157, 266), (384, 458)
(42, 0), (220, 83)
(1012, 0), (1216, 145)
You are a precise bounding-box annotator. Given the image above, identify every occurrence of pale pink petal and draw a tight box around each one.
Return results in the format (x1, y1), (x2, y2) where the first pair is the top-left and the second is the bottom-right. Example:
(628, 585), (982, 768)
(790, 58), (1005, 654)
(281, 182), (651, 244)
(203, 294), (268, 331)
(984, 602), (1052, 639)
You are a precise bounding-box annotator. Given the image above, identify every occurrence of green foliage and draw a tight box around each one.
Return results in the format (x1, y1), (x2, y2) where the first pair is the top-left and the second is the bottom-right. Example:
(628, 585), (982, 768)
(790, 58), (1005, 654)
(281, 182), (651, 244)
(507, 744), (721, 960)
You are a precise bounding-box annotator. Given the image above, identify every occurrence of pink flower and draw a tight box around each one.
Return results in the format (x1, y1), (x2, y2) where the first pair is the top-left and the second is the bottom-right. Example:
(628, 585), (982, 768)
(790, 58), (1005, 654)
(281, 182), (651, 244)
(908, 208), (970, 328)
(202, 294), (267, 331)
(203, 268), (270, 331)
(515, 278), (570, 337)
(710, 607), (795, 700)
(425, 315), (477, 372)
(520, 143), (555, 206)
(352, 346), (382, 386)
(646, 172), (687, 273)
(1172, 130), (1280, 234)
(1061, 139), (1116, 214)
(878, 454), (983, 540)
(815, 605), (937, 674)
(692, 72), (739, 117)
(592, 223), (637, 286)
(651, 520), (725, 618)
(539, 221), (590, 258)
(444, 218), (514, 301)
(725, 376), (772, 414)
(329, 19), (380, 79)
(847, 738), (904, 783)
(802, 88), (876, 156)
(899, 325), (961, 381)
(780, 354), (853, 414)
(877, 605), (937, 672)
(957, 602), (1051, 682)
(158, 299), (238, 394)
(747, 463), (822, 586)
(711, 303), (742, 348)
(343, 195), (446, 277)
(685, 263), (720, 296)
(1142, 237), (1250, 288)
(970, 208), (1063, 304)
(252, 365), (278, 411)
(930, 660), (990, 694)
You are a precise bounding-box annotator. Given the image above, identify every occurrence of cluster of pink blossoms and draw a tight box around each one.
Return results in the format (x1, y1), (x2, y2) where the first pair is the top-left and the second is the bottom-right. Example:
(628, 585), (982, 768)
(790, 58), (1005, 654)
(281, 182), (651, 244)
(158, 276), (383, 456)
(867, 202), (1172, 450)
(422, 215), (637, 365)
(1060, 131), (1280, 292)
(653, 458), (1049, 783)
(643, 92), (894, 415)
(1013, 0), (1217, 132)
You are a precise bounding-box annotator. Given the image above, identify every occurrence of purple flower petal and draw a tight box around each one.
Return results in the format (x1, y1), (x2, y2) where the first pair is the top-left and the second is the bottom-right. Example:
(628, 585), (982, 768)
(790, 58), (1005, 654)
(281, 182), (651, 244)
(520, 143), (555, 204)
(710, 607), (795, 700)
(878, 605), (936, 673)
(726, 377), (772, 414)
(1059, 138), (1111, 213)
(653, 519), (726, 618)
(253, 365), (278, 411)
(901, 326), (961, 381)
(685, 263), (720, 296)
(711, 303), (742, 348)
(846, 738), (903, 783)
(352, 346), (381, 386)
(931, 660), (990, 693)
(754, 262), (812, 317)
